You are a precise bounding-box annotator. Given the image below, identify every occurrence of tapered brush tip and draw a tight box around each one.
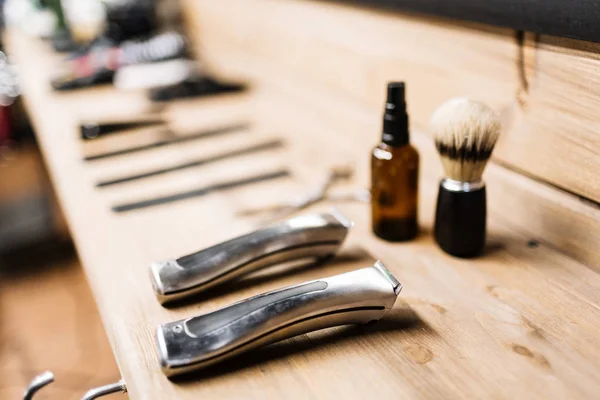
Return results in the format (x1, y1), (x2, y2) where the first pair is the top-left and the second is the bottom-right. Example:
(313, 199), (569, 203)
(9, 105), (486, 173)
(430, 98), (501, 182)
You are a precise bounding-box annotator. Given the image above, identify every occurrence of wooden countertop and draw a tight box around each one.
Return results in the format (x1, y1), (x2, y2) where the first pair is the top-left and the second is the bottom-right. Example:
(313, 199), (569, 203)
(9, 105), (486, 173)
(7, 24), (600, 400)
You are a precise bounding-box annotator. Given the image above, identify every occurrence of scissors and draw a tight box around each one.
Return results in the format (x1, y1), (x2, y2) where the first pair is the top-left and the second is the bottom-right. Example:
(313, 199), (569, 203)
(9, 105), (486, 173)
(236, 165), (371, 223)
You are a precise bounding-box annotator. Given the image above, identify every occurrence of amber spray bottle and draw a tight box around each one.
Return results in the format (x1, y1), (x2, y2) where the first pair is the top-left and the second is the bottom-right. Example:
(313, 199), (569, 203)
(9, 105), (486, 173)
(371, 82), (419, 241)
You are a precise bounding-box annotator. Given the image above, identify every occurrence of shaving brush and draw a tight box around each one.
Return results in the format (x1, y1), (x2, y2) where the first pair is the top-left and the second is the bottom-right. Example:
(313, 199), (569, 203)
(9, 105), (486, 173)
(430, 98), (502, 257)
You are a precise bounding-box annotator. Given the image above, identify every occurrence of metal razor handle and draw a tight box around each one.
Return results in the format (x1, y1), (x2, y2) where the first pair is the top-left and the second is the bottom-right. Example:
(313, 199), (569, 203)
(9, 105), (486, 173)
(156, 261), (402, 377)
(151, 211), (353, 304)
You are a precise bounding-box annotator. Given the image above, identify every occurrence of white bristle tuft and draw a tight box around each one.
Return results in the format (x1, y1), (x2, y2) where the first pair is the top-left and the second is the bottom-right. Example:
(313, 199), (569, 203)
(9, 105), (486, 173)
(430, 98), (501, 182)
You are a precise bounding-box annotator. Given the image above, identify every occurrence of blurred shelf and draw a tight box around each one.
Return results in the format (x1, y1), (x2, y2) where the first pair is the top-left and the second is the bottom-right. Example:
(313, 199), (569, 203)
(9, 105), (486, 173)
(0, 143), (68, 258)
(0, 256), (121, 399)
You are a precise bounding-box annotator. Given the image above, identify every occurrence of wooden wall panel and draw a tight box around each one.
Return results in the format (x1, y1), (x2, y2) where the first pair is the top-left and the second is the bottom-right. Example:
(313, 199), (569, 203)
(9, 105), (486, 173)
(496, 35), (600, 203)
(187, 0), (600, 204)
(189, 0), (518, 131)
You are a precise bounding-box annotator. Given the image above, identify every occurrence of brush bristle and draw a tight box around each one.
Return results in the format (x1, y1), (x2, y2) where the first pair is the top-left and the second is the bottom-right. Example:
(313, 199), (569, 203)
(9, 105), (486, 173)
(430, 98), (501, 182)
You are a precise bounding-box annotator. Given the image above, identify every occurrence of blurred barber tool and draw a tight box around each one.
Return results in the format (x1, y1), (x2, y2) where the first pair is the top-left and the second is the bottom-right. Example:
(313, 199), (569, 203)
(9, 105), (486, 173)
(112, 168), (291, 213)
(95, 139), (283, 187)
(114, 58), (198, 90)
(83, 122), (249, 161)
(149, 76), (246, 102)
(237, 166), (370, 223)
(52, 31), (187, 91)
(80, 118), (166, 140)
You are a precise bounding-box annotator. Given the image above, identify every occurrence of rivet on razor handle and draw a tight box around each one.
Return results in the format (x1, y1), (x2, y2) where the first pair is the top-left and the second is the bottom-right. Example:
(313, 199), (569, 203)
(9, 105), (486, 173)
(150, 210), (353, 304)
(157, 261), (402, 377)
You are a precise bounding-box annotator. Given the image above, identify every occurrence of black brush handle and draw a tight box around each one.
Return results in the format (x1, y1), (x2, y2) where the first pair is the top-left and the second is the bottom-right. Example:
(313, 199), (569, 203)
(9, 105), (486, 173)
(434, 181), (486, 258)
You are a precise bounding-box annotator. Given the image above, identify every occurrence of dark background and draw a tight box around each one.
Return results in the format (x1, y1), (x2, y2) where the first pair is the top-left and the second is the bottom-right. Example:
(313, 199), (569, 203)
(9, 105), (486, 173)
(338, 0), (600, 42)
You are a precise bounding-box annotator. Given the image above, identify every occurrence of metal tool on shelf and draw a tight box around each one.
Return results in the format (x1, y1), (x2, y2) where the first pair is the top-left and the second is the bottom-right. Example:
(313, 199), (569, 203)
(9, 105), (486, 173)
(151, 210), (353, 304)
(95, 138), (284, 188)
(84, 122), (250, 161)
(236, 165), (371, 223)
(80, 381), (127, 400)
(23, 371), (54, 400)
(157, 261), (402, 377)
(23, 372), (126, 399)
(112, 168), (291, 213)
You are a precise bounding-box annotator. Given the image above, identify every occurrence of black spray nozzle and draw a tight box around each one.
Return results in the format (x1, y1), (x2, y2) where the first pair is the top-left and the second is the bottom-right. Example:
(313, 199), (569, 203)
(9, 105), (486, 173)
(382, 82), (409, 146)
(386, 82), (406, 108)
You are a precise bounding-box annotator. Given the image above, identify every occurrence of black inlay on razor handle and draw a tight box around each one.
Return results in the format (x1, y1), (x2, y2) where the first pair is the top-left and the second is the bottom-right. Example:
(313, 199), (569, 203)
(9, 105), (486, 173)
(96, 139), (283, 187)
(434, 183), (486, 258)
(112, 169), (290, 213)
(83, 123), (249, 161)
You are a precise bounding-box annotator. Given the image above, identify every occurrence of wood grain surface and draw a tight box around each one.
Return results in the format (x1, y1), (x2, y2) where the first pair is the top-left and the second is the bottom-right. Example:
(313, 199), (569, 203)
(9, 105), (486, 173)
(6, 6), (600, 399)
(496, 34), (600, 203)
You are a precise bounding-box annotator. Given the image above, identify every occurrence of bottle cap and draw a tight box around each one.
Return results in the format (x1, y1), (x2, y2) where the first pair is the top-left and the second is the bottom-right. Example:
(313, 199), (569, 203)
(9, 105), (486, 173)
(382, 82), (409, 146)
